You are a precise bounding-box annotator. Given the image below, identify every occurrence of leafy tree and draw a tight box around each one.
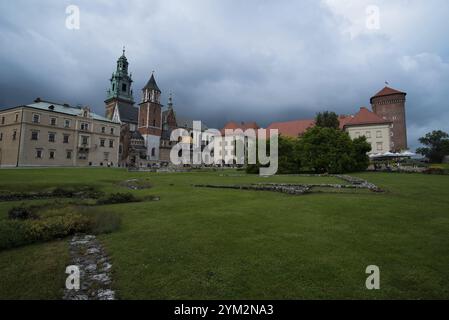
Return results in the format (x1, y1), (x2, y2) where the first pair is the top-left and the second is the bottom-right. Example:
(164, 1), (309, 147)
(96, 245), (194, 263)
(351, 137), (372, 171)
(246, 136), (301, 174)
(297, 126), (370, 174)
(416, 130), (449, 163)
(315, 111), (340, 129)
(277, 136), (301, 174)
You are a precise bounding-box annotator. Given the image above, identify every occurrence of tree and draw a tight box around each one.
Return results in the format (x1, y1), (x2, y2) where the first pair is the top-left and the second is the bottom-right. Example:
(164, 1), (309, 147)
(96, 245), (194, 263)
(297, 126), (370, 174)
(416, 130), (449, 163)
(351, 136), (372, 171)
(277, 136), (301, 174)
(246, 136), (301, 174)
(315, 111), (340, 129)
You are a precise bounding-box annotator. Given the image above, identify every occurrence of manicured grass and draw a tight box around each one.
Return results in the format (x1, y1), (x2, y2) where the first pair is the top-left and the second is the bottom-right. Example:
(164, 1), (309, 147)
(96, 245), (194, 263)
(0, 168), (448, 299)
(0, 240), (69, 299)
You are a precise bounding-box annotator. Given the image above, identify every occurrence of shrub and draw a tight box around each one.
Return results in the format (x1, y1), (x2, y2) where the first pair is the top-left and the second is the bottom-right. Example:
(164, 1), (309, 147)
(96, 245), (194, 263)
(0, 213), (92, 251)
(24, 213), (91, 242)
(96, 193), (139, 205)
(0, 220), (29, 250)
(8, 206), (39, 220)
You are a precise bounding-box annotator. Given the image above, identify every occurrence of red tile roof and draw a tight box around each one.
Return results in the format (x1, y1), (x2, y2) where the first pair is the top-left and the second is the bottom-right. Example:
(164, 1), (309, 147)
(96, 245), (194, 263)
(344, 107), (391, 127)
(221, 121), (260, 135)
(265, 119), (315, 138)
(370, 86), (406, 102)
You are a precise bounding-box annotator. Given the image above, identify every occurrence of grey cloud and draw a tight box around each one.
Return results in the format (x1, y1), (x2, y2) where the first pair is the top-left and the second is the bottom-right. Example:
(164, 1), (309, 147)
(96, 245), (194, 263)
(1, 0), (449, 150)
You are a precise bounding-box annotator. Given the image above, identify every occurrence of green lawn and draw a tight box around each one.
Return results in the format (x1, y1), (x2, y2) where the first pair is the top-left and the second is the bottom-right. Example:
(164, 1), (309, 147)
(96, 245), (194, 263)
(0, 168), (448, 299)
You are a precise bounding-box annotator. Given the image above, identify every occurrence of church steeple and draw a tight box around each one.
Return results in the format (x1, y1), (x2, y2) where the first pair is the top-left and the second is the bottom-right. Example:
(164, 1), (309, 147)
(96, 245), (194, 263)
(141, 72), (161, 104)
(106, 48), (134, 104)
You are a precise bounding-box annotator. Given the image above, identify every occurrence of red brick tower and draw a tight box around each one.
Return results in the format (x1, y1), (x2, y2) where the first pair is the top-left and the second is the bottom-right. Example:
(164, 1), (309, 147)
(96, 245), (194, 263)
(138, 73), (162, 160)
(370, 86), (408, 152)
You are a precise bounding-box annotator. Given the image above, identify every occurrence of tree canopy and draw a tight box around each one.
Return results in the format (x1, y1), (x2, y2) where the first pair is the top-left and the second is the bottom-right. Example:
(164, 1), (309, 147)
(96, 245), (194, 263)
(315, 111), (340, 129)
(416, 130), (449, 163)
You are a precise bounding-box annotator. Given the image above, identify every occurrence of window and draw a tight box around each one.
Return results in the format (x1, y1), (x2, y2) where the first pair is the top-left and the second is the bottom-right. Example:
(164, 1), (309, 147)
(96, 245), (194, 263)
(153, 119), (156, 127)
(12, 130), (17, 141)
(151, 148), (156, 157)
(81, 136), (89, 146)
(64, 119), (71, 128)
(66, 150), (72, 159)
(109, 139), (114, 148)
(365, 131), (371, 138)
(376, 131), (382, 138)
(31, 131), (39, 140)
(0, 132), (2, 141)
(1, 116), (5, 125)
(104, 152), (109, 161)
(101, 127), (106, 134)
(79, 152), (88, 160)
(100, 139), (105, 147)
(36, 149), (43, 159)
(33, 114), (40, 123)
(81, 123), (89, 131)
(63, 134), (69, 144)
(50, 118), (57, 126)
(376, 142), (383, 151)
(48, 132), (56, 142)
(110, 128), (114, 135)
(15, 113), (19, 122)
(122, 83), (127, 92)
(49, 150), (55, 159)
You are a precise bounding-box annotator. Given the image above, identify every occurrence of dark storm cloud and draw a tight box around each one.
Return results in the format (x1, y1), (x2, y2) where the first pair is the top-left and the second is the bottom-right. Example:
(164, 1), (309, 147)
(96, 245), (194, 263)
(1, 0), (449, 149)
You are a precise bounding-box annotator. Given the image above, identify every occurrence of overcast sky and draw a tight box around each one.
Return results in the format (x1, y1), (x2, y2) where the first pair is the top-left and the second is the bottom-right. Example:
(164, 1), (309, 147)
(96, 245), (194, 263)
(1, 0), (449, 150)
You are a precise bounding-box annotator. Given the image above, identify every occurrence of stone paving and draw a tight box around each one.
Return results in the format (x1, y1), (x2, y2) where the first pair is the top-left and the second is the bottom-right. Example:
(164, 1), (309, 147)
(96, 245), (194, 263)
(63, 234), (116, 300)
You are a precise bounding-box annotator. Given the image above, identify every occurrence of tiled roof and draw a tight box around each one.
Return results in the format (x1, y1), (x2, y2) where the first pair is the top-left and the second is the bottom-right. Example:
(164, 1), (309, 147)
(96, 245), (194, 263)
(370, 86), (406, 102)
(220, 121), (260, 135)
(344, 107), (391, 127)
(266, 119), (315, 138)
(25, 100), (117, 123)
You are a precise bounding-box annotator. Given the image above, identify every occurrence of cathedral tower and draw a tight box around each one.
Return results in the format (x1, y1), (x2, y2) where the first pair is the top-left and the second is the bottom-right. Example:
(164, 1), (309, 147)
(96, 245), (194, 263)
(105, 48), (135, 120)
(370, 86), (408, 152)
(138, 73), (163, 160)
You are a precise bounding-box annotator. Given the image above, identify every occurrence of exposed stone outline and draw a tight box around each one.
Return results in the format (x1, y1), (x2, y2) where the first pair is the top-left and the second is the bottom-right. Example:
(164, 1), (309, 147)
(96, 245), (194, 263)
(63, 234), (116, 300)
(194, 175), (382, 195)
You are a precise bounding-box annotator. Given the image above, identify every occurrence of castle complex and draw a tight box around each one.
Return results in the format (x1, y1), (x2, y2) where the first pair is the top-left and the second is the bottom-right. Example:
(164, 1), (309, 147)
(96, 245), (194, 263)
(0, 49), (409, 168)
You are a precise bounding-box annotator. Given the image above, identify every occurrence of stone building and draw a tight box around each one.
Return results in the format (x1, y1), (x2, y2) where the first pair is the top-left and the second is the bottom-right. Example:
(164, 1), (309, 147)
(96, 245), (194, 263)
(0, 99), (120, 167)
(370, 86), (408, 152)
